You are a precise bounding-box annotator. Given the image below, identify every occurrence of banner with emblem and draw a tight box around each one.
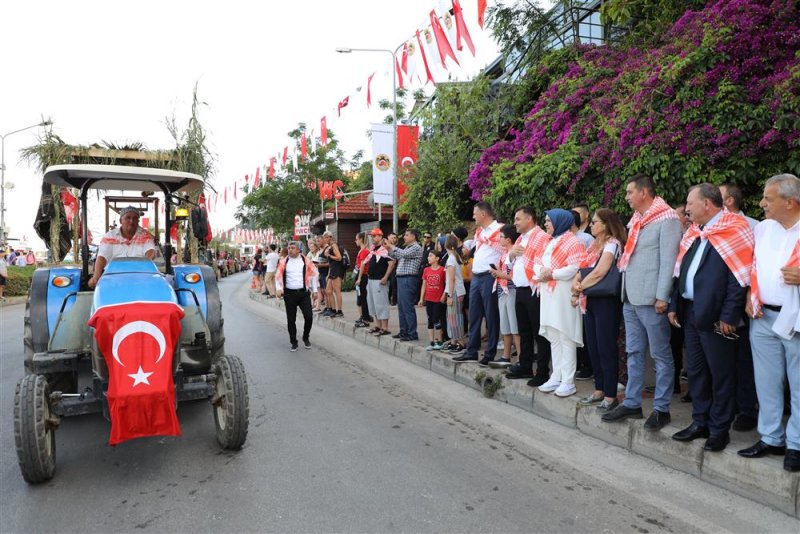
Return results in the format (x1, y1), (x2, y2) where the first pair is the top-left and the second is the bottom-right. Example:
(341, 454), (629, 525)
(371, 123), (395, 205)
(88, 301), (184, 445)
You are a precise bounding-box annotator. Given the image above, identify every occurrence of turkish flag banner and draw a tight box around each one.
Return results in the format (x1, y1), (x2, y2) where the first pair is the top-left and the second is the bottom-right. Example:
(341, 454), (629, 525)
(88, 302), (184, 445)
(397, 125), (419, 199)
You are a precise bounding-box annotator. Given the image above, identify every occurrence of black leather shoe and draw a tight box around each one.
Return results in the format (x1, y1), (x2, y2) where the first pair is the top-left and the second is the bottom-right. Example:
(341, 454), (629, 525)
(704, 433), (730, 452)
(737, 440), (787, 458)
(505, 365), (534, 379)
(643, 410), (671, 431)
(601, 404), (644, 422)
(392, 333), (406, 339)
(526, 375), (549, 387)
(452, 354), (478, 362)
(732, 414), (758, 432)
(478, 356), (493, 366)
(672, 423), (709, 442)
(784, 449), (800, 472)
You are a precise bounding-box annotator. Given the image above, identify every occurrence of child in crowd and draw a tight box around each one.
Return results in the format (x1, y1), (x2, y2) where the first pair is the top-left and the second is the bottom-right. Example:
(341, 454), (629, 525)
(418, 252), (447, 350)
(443, 235), (467, 354)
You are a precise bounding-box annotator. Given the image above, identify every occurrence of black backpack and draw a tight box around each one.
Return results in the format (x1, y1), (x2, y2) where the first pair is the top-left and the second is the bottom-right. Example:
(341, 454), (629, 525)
(340, 245), (351, 270)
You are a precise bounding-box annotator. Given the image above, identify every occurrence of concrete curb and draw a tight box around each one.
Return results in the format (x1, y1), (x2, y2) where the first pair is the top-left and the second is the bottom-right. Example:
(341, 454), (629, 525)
(250, 291), (800, 518)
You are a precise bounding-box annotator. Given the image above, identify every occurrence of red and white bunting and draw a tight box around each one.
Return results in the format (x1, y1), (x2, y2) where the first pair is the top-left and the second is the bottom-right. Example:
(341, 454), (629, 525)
(430, 9), (459, 68)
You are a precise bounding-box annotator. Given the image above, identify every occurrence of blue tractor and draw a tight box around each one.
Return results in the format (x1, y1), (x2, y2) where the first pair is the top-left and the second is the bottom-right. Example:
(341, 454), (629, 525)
(15, 165), (249, 483)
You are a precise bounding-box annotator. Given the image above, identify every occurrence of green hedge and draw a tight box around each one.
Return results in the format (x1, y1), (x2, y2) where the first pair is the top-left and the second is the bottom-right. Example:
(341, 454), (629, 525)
(4, 265), (36, 297)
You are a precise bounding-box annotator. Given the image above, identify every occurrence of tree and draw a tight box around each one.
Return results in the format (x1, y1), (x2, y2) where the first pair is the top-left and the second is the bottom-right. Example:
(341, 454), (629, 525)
(236, 126), (349, 235)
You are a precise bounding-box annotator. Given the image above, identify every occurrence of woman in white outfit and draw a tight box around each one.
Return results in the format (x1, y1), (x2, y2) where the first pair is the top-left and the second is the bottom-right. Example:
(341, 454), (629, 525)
(535, 209), (587, 397)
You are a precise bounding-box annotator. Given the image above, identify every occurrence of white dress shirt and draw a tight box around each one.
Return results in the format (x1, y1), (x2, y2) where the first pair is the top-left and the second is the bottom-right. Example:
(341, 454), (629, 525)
(472, 221), (503, 274)
(511, 228), (534, 288)
(284, 256), (306, 290)
(754, 218), (800, 306)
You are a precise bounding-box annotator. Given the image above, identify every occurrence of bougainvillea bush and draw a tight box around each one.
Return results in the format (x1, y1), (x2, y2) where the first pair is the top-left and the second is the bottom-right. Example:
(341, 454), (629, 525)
(469, 0), (800, 219)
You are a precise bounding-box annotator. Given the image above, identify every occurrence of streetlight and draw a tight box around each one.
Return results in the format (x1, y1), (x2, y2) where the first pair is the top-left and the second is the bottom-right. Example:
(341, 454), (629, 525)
(1, 120), (52, 243)
(336, 45), (403, 235)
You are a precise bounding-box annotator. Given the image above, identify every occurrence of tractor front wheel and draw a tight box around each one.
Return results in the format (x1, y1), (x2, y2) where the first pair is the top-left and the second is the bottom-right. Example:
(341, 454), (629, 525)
(14, 374), (57, 484)
(212, 354), (249, 450)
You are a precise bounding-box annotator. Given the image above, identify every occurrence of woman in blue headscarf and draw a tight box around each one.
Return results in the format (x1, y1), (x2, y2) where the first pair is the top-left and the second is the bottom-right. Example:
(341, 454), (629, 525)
(534, 208), (587, 398)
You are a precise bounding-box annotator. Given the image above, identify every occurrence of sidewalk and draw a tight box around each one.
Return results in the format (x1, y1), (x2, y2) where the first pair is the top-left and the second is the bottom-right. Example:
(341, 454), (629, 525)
(250, 288), (800, 518)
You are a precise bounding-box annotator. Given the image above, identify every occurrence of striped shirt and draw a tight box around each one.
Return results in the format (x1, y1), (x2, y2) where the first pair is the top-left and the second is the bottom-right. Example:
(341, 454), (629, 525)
(390, 242), (424, 276)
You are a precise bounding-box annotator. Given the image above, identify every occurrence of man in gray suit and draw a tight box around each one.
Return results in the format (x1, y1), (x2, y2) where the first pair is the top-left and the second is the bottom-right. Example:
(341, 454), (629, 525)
(603, 176), (682, 431)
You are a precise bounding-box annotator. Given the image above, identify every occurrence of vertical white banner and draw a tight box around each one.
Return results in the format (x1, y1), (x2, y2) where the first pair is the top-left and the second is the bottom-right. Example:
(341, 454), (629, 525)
(371, 123), (395, 205)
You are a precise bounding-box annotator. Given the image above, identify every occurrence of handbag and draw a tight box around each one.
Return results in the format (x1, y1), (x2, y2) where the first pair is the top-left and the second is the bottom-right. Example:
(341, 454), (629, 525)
(579, 248), (622, 298)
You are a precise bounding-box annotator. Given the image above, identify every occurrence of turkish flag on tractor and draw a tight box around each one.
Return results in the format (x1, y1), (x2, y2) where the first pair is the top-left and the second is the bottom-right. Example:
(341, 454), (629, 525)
(397, 124), (419, 200)
(88, 302), (184, 445)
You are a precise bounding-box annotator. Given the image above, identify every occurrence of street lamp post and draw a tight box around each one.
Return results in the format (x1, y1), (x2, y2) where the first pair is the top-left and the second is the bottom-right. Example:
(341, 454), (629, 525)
(1, 120), (52, 243)
(336, 45), (404, 235)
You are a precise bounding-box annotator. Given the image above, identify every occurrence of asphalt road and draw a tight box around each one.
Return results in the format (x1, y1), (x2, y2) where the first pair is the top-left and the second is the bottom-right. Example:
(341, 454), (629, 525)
(0, 273), (797, 533)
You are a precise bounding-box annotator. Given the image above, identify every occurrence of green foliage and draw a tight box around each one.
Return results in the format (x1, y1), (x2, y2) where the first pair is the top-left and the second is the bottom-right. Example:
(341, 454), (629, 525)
(4, 265), (36, 296)
(236, 126), (349, 235)
(403, 78), (503, 232)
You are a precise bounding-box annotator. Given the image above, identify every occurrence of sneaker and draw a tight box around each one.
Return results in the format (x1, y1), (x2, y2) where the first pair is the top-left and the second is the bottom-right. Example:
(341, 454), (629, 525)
(597, 399), (619, 412)
(448, 344), (465, 355)
(426, 342), (437, 351)
(643, 410), (671, 431)
(303, 339), (311, 349)
(322, 309), (335, 317)
(430, 341), (444, 351)
(452, 354), (478, 362)
(579, 393), (604, 406)
(478, 355), (494, 366)
(488, 358), (512, 369)
(538, 378), (561, 393)
(354, 320), (368, 328)
(333, 311), (344, 318)
(526, 375), (549, 387)
(554, 383), (577, 397)
(392, 332), (406, 339)
(575, 368), (594, 381)
(290, 343), (298, 352)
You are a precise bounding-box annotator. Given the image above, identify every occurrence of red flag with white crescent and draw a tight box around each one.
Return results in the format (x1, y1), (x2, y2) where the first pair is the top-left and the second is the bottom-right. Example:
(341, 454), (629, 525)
(88, 302), (184, 445)
(321, 116), (328, 146)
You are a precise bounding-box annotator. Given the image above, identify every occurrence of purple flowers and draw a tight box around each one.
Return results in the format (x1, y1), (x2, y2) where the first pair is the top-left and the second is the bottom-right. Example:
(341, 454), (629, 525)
(468, 0), (800, 212)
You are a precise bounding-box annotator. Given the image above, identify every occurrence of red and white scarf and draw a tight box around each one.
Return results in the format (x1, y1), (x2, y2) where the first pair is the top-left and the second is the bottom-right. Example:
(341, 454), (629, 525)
(365, 245), (390, 263)
(475, 222), (504, 255)
(618, 197), (678, 271)
(674, 211), (754, 287)
(542, 232), (586, 292)
(750, 236), (800, 316)
(517, 226), (552, 293)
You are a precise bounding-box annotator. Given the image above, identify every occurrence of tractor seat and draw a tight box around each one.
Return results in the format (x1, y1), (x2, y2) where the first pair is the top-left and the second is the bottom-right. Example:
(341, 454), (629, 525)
(93, 258), (178, 310)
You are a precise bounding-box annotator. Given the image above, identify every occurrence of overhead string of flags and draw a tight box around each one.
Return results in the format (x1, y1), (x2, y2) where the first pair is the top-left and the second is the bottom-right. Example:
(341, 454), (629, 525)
(205, 0), (489, 233)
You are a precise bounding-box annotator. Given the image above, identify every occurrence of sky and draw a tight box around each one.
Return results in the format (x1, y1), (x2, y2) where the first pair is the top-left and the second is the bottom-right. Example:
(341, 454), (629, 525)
(0, 0), (552, 250)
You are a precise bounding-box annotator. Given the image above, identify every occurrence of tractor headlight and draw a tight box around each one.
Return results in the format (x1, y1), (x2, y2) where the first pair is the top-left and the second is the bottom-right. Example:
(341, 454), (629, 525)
(183, 272), (201, 284)
(52, 276), (72, 288)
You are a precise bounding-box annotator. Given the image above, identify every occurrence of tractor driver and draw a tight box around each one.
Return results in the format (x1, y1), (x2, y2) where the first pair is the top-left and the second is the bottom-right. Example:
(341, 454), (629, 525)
(88, 206), (156, 288)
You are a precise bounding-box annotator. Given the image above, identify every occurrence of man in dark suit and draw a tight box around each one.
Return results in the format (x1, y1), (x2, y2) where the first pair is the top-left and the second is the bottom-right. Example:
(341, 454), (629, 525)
(668, 183), (754, 452)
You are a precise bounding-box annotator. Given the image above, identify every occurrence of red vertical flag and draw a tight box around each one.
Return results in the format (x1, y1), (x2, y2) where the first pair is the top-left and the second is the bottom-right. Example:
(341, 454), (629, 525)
(395, 57), (405, 89)
(337, 96), (349, 116)
(320, 116), (328, 146)
(367, 72), (376, 107)
(453, 0), (476, 56)
(478, 0), (487, 28)
(415, 30), (437, 85)
(87, 302), (184, 445)
(430, 10), (460, 68)
(224, 187), (228, 204)
(254, 166), (261, 189)
(397, 125), (420, 200)
(268, 158), (275, 179)
(233, 181), (237, 200)
(282, 146), (288, 165)
(301, 131), (308, 162)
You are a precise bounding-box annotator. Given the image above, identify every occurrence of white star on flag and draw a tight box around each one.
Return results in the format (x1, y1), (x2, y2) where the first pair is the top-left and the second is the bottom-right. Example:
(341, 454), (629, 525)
(128, 365), (154, 387)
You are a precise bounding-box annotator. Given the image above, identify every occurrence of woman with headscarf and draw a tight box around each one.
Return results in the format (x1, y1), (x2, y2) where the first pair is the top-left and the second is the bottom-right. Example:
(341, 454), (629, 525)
(534, 209), (587, 397)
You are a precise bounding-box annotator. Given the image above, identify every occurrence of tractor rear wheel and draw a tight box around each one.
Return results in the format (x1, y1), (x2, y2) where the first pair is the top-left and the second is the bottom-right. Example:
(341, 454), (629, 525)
(212, 354), (249, 450)
(14, 374), (57, 484)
